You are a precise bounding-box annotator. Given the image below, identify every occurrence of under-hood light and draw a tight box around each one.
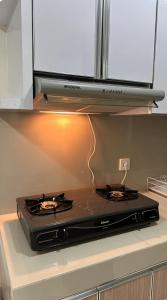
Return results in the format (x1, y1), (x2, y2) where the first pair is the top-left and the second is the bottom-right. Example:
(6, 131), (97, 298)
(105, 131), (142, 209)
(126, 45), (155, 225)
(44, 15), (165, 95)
(39, 111), (100, 115)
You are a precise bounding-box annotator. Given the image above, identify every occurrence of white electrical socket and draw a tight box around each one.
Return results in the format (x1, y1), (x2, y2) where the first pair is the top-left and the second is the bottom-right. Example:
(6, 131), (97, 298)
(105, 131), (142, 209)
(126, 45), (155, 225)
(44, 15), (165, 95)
(119, 158), (130, 171)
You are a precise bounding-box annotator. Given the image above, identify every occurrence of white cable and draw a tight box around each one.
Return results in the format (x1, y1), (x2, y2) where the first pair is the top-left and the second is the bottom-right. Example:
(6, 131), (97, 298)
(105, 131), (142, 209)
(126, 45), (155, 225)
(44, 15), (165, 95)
(87, 115), (96, 190)
(121, 162), (128, 185)
(121, 170), (128, 185)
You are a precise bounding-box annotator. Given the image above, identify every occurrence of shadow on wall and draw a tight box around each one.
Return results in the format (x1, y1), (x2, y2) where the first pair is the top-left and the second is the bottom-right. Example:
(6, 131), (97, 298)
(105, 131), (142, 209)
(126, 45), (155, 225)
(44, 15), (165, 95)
(0, 112), (167, 213)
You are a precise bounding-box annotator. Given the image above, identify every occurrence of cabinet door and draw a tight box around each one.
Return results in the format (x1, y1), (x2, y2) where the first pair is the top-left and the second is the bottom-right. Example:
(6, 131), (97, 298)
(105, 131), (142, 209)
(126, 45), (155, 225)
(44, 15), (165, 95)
(33, 0), (98, 77)
(153, 0), (167, 114)
(99, 274), (151, 300)
(84, 295), (97, 300)
(153, 267), (167, 300)
(105, 0), (157, 83)
(62, 290), (98, 300)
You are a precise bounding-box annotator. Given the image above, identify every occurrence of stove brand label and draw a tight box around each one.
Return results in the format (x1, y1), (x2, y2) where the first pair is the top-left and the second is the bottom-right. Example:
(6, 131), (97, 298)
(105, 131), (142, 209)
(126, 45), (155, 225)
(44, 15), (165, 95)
(101, 220), (110, 225)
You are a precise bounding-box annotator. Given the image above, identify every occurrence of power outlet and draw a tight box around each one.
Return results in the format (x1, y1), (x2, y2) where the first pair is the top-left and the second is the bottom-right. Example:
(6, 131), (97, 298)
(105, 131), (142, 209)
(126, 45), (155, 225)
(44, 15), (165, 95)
(119, 158), (130, 171)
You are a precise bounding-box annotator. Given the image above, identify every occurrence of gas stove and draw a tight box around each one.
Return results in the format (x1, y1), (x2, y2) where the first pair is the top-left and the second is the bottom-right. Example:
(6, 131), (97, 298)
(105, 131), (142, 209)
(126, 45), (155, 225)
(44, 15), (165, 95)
(17, 185), (159, 251)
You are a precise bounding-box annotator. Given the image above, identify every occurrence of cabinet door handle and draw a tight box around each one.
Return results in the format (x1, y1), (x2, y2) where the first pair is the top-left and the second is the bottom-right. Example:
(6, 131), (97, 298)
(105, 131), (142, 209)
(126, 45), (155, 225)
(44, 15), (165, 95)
(95, 0), (104, 79)
(102, 0), (110, 79)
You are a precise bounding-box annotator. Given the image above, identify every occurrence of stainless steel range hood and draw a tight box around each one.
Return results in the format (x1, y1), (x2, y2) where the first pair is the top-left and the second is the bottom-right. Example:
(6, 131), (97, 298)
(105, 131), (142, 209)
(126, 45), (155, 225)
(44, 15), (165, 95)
(34, 77), (165, 114)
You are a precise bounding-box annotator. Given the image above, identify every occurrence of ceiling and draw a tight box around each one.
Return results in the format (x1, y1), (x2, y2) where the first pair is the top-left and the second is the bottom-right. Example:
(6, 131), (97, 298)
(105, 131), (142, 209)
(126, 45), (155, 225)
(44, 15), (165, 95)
(0, 0), (17, 28)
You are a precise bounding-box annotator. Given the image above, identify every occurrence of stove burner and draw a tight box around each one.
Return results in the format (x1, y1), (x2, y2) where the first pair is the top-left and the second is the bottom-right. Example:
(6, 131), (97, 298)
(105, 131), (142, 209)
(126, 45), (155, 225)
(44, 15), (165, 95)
(41, 201), (59, 210)
(110, 191), (124, 198)
(96, 184), (138, 201)
(25, 193), (73, 215)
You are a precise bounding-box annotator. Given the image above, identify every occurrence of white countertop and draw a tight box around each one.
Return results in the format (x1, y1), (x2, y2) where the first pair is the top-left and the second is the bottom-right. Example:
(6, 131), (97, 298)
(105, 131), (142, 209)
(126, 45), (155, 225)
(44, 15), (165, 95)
(1, 192), (167, 300)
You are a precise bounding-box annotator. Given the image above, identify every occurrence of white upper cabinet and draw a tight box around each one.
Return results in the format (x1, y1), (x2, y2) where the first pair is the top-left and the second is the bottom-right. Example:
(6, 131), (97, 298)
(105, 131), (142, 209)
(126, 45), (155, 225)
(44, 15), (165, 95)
(105, 0), (157, 83)
(33, 0), (157, 85)
(153, 0), (167, 114)
(33, 0), (98, 77)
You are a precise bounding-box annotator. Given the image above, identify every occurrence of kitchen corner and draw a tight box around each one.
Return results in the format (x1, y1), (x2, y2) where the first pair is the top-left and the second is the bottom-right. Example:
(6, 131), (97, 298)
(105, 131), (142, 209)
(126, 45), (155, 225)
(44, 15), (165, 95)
(0, 191), (167, 300)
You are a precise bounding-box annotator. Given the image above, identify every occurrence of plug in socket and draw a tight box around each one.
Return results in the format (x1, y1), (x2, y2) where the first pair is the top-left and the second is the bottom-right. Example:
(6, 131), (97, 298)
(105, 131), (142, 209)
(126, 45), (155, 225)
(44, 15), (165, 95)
(119, 158), (130, 171)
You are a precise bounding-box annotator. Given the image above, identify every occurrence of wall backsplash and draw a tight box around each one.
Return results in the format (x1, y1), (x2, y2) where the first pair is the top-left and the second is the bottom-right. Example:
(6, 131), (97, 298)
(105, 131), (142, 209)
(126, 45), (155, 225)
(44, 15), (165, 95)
(0, 112), (167, 214)
(0, 29), (7, 97)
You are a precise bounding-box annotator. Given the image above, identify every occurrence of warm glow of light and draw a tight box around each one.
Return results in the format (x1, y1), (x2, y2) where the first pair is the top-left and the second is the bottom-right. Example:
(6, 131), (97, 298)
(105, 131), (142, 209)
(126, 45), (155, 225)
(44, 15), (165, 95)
(56, 116), (71, 127)
(33, 113), (89, 161)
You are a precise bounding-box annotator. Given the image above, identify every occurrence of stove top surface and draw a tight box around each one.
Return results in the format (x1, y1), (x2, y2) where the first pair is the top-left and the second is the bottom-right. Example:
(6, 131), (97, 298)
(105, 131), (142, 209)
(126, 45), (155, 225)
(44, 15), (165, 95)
(17, 187), (159, 230)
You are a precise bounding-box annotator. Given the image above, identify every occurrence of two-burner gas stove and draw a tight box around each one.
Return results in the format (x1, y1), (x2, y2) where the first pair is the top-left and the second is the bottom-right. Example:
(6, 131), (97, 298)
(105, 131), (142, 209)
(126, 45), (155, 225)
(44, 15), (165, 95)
(17, 185), (159, 251)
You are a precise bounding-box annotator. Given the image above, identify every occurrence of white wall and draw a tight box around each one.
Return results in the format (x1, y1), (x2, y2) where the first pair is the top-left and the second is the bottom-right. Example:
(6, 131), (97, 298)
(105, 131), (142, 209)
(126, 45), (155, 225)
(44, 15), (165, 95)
(7, 0), (22, 100)
(7, 0), (33, 106)
(0, 0), (33, 109)
(0, 29), (8, 97)
(0, 112), (167, 215)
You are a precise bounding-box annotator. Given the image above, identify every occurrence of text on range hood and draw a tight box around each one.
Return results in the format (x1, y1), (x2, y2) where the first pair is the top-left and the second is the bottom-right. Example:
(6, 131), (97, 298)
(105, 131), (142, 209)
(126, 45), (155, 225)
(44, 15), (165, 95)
(34, 77), (165, 113)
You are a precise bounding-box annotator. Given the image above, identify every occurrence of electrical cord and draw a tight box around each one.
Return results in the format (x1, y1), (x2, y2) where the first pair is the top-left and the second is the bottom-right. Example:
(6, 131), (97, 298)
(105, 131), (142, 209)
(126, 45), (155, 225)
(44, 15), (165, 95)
(87, 115), (96, 190)
(87, 116), (128, 188)
(121, 161), (128, 185)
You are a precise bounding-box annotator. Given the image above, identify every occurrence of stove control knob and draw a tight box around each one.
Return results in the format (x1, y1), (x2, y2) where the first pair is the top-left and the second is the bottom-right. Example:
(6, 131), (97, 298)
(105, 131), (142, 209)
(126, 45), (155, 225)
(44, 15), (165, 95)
(138, 213), (144, 222)
(56, 228), (67, 241)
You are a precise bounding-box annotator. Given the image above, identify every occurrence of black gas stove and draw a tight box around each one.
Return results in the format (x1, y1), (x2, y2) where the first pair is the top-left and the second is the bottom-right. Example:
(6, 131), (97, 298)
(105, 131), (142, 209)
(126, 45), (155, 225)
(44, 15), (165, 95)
(17, 185), (159, 251)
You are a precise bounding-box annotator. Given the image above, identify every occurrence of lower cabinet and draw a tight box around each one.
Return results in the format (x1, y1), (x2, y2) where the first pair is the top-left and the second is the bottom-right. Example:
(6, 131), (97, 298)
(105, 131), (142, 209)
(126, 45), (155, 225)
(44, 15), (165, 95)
(62, 264), (167, 300)
(98, 273), (152, 300)
(153, 267), (167, 300)
(85, 294), (97, 300)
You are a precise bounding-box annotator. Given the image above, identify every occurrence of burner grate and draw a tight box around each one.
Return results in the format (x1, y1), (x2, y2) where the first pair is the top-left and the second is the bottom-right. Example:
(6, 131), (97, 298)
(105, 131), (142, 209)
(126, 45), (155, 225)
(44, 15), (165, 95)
(25, 193), (73, 215)
(96, 184), (138, 201)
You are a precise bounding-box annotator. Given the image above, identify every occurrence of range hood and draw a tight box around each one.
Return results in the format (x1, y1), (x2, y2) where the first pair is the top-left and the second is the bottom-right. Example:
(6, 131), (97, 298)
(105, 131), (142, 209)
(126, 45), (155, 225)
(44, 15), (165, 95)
(34, 77), (165, 114)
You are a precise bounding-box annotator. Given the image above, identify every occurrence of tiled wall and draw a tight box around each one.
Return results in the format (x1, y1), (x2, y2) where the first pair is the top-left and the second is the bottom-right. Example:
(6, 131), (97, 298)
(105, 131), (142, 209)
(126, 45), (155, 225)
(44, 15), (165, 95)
(0, 111), (167, 214)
